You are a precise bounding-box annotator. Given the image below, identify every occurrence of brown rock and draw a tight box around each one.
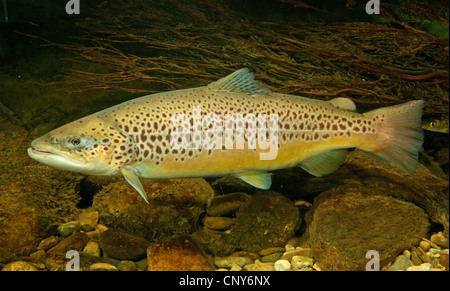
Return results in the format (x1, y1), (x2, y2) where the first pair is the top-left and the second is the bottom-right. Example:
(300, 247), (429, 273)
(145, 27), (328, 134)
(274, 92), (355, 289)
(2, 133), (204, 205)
(92, 178), (213, 241)
(440, 253), (449, 270)
(2, 261), (38, 271)
(227, 191), (300, 253)
(203, 216), (234, 230)
(79, 209), (99, 232)
(99, 229), (150, 261)
(147, 236), (214, 271)
(307, 187), (430, 271)
(206, 192), (249, 216)
(47, 232), (90, 255)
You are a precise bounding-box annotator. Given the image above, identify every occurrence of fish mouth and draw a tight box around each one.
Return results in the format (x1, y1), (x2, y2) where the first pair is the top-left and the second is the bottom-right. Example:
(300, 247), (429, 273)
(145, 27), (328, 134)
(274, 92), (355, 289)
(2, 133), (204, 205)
(28, 147), (57, 156)
(27, 147), (86, 167)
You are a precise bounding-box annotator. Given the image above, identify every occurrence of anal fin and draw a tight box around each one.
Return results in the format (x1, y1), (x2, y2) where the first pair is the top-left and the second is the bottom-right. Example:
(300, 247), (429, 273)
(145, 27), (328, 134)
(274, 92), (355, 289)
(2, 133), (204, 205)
(299, 149), (347, 177)
(235, 170), (272, 190)
(121, 166), (149, 204)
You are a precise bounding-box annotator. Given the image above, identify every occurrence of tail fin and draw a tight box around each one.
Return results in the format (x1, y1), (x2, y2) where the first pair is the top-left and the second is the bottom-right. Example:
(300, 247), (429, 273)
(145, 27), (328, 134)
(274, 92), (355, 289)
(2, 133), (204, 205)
(363, 100), (424, 174)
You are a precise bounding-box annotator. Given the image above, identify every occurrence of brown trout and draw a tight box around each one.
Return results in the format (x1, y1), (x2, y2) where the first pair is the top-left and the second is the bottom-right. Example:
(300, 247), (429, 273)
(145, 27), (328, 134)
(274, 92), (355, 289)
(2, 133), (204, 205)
(28, 68), (424, 203)
(422, 117), (449, 134)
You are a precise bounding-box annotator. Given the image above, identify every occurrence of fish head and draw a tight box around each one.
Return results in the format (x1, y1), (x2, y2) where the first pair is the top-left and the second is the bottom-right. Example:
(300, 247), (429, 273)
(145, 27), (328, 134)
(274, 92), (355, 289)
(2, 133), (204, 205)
(422, 117), (449, 134)
(28, 115), (135, 175)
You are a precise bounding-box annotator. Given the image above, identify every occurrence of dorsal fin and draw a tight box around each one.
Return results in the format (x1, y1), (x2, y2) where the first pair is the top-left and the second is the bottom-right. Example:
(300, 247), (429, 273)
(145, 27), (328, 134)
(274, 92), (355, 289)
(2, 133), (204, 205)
(329, 97), (357, 111)
(207, 68), (271, 95)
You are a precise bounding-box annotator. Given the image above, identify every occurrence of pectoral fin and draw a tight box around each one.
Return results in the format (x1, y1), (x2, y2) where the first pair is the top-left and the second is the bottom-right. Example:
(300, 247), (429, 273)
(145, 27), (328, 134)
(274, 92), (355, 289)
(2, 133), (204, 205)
(121, 166), (149, 204)
(299, 149), (347, 177)
(235, 170), (272, 190)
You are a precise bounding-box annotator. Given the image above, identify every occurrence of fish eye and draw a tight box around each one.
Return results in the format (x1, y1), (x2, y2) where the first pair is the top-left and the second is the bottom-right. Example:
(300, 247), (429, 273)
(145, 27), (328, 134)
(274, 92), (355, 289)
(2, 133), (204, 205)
(70, 137), (82, 146)
(430, 122), (436, 127)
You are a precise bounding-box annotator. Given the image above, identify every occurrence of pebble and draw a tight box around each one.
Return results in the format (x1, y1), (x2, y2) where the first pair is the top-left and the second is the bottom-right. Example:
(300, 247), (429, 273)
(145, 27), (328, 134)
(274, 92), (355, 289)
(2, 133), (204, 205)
(37, 236), (60, 251)
(206, 192), (249, 216)
(259, 247), (285, 256)
(440, 252), (449, 270)
(430, 232), (449, 248)
(30, 249), (46, 260)
(83, 241), (101, 257)
(406, 263), (432, 271)
(57, 221), (80, 237)
(47, 232), (90, 255)
(419, 240), (431, 252)
(79, 210), (99, 232)
(415, 246), (431, 263)
(387, 255), (414, 271)
(285, 244), (295, 252)
(203, 216), (234, 231)
(243, 260), (274, 271)
(281, 248), (311, 261)
(274, 259), (291, 271)
(214, 256), (251, 268)
(118, 260), (139, 271)
(99, 229), (150, 261)
(291, 256), (313, 270)
(230, 264), (242, 271)
(90, 263), (118, 271)
(260, 252), (283, 262)
(2, 261), (38, 271)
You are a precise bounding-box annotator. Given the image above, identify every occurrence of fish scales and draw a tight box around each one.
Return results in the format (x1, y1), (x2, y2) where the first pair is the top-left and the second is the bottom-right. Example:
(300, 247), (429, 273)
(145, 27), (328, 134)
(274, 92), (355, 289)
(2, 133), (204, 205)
(28, 68), (425, 203)
(93, 90), (377, 175)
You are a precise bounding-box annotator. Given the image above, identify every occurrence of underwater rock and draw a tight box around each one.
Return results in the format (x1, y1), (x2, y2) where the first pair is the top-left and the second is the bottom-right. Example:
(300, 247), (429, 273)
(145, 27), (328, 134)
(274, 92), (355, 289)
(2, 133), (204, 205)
(1, 261), (38, 271)
(274, 259), (291, 271)
(243, 260), (274, 271)
(99, 229), (150, 261)
(203, 216), (234, 231)
(227, 191), (300, 253)
(92, 178), (214, 241)
(214, 256), (252, 268)
(57, 221), (80, 237)
(83, 241), (101, 257)
(387, 255), (414, 271)
(37, 236), (60, 251)
(440, 252), (449, 270)
(47, 233), (90, 256)
(259, 247), (286, 257)
(307, 186), (430, 271)
(79, 210), (99, 232)
(309, 150), (449, 230)
(89, 262), (118, 271)
(430, 232), (449, 249)
(211, 176), (257, 194)
(291, 256), (314, 270)
(407, 263), (432, 271)
(117, 260), (139, 271)
(147, 235), (214, 271)
(206, 192), (250, 216)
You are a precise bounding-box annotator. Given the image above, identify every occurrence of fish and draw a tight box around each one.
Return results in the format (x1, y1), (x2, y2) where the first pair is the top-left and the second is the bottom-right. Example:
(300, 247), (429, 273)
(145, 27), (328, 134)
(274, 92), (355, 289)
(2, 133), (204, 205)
(28, 68), (425, 203)
(422, 117), (449, 134)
